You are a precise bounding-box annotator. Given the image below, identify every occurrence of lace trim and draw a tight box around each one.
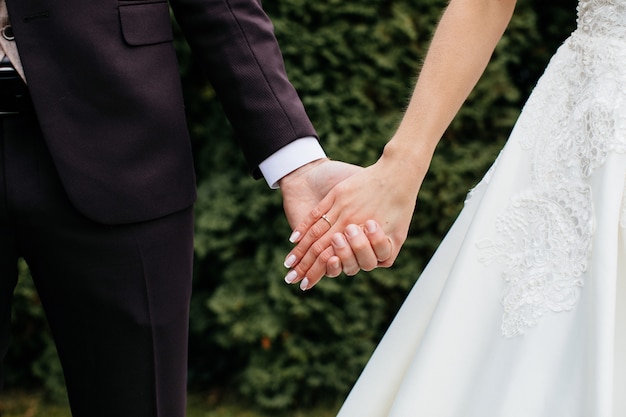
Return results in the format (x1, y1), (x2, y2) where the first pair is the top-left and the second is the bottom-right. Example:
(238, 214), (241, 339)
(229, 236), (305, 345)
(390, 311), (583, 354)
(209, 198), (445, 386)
(477, 186), (589, 337)
(577, 0), (626, 41)
(477, 19), (626, 337)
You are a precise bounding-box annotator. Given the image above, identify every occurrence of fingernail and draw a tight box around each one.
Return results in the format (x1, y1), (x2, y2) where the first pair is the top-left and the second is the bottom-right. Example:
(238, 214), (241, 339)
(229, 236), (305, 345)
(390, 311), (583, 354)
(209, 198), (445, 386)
(332, 233), (346, 248)
(331, 259), (340, 270)
(365, 220), (377, 233)
(346, 224), (359, 237)
(284, 270), (298, 284)
(289, 230), (301, 243)
(284, 254), (297, 268)
(300, 278), (309, 291)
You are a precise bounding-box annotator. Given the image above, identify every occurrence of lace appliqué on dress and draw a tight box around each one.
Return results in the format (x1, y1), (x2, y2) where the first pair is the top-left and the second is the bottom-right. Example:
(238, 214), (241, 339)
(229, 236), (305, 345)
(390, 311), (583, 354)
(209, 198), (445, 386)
(478, 6), (626, 337)
(478, 185), (590, 338)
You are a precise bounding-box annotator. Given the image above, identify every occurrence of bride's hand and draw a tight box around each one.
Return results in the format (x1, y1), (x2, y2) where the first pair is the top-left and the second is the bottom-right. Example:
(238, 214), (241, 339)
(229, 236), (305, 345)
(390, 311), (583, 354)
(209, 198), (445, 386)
(323, 220), (393, 278)
(283, 151), (425, 290)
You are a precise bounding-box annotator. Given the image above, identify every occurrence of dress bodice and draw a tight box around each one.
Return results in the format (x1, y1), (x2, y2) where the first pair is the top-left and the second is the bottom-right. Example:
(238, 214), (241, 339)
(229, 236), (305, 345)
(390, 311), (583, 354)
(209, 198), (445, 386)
(577, 0), (626, 39)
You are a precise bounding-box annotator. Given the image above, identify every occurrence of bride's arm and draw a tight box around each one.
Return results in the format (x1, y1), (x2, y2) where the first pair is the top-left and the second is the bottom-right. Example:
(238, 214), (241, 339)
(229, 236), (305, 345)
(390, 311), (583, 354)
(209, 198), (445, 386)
(285, 0), (517, 290)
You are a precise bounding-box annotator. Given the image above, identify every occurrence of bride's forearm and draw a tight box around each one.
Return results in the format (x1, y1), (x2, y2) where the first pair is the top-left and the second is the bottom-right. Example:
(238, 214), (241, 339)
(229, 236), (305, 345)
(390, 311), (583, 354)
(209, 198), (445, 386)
(386, 0), (517, 170)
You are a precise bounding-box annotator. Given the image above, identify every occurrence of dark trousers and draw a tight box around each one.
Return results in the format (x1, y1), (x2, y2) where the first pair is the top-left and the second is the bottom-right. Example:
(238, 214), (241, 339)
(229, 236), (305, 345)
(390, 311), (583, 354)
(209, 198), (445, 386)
(0, 114), (194, 417)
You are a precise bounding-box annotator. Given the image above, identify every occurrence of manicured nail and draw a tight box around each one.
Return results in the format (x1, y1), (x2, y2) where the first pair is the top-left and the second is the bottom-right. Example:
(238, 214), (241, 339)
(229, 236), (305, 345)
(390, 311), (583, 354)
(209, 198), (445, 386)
(284, 270), (298, 284)
(284, 254), (296, 268)
(289, 230), (301, 243)
(346, 224), (359, 237)
(365, 220), (377, 233)
(300, 278), (309, 291)
(332, 233), (346, 248)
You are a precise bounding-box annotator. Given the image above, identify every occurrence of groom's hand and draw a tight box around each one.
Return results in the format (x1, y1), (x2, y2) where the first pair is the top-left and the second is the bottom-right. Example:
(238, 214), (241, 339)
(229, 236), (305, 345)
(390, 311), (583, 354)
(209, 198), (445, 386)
(279, 158), (361, 229)
(280, 159), (366, 285)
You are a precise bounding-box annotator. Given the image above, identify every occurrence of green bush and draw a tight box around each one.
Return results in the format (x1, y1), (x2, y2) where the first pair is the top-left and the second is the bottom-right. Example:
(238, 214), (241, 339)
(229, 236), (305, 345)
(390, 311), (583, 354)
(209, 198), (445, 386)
(5, 0), (576, 411)
(4, 262), (65, 402)
(185, 0), (577, 410)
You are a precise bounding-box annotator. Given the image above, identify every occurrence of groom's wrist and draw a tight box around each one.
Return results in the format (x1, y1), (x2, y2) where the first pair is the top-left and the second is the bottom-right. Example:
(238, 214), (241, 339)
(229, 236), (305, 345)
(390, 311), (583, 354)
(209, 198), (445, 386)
(278, 157), (329, 190)
(259, 137), (327, 189)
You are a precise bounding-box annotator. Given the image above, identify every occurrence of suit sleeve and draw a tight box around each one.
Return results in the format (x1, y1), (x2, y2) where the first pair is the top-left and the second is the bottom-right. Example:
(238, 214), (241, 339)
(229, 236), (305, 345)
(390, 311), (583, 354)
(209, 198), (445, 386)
(169, 0), (319, 177)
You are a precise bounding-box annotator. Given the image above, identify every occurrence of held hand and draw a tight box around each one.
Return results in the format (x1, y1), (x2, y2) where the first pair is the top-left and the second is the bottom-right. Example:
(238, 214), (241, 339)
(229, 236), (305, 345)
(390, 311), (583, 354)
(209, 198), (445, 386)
(279, 158), (362, 232)
(280, 158), (394, 286)
(324, 220), (393, 278)
(284, 152), (426, 290)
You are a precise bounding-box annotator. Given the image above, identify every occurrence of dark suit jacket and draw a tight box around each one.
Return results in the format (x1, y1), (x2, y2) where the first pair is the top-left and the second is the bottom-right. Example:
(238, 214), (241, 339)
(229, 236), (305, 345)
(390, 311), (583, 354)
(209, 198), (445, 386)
(6, 0), (317, 224)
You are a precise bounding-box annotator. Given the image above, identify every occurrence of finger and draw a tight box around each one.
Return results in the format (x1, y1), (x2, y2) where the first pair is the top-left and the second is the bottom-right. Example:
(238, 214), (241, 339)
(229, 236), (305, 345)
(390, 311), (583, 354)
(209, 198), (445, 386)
(344, 224), (379, 272)
(325, 255), (342, 278)
(284, 268), (302, 285)
(285, 212), (337, 277)
(377, 240), (399, 268)
(330, 232), (360, 276)
(376, 230), (406, 268)
(363, 220), (393, 263)
(288, 195), (334, 243)
(299, 246), (335, 291)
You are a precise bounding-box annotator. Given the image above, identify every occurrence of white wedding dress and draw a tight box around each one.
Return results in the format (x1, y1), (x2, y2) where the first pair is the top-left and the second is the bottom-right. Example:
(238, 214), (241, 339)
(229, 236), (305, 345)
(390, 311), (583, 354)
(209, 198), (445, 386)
(337, 1), (626, 416)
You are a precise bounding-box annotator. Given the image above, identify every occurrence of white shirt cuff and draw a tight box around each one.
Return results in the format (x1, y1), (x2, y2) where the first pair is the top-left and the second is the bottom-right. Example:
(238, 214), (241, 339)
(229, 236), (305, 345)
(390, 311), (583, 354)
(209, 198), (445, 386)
(259, 137), (326, 189)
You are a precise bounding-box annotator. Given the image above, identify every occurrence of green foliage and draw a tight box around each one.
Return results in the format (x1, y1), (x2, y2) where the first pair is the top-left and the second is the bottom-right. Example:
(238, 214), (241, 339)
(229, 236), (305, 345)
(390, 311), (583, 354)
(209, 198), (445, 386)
(184, 0), (577, 410)
(0, 391), (338, 417)
(5, 0), (577, 411)
(4, 262), (65, 402)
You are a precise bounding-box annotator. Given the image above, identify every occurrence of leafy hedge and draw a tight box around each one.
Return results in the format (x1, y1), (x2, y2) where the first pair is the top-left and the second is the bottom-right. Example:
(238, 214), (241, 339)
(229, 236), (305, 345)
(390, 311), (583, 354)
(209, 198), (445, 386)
(5, 0), (576, 411)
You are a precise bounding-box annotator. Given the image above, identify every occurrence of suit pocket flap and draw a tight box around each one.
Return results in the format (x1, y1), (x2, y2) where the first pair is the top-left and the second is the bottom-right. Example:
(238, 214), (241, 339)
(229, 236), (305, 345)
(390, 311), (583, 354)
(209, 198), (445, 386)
(119, 1), (173, 46)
